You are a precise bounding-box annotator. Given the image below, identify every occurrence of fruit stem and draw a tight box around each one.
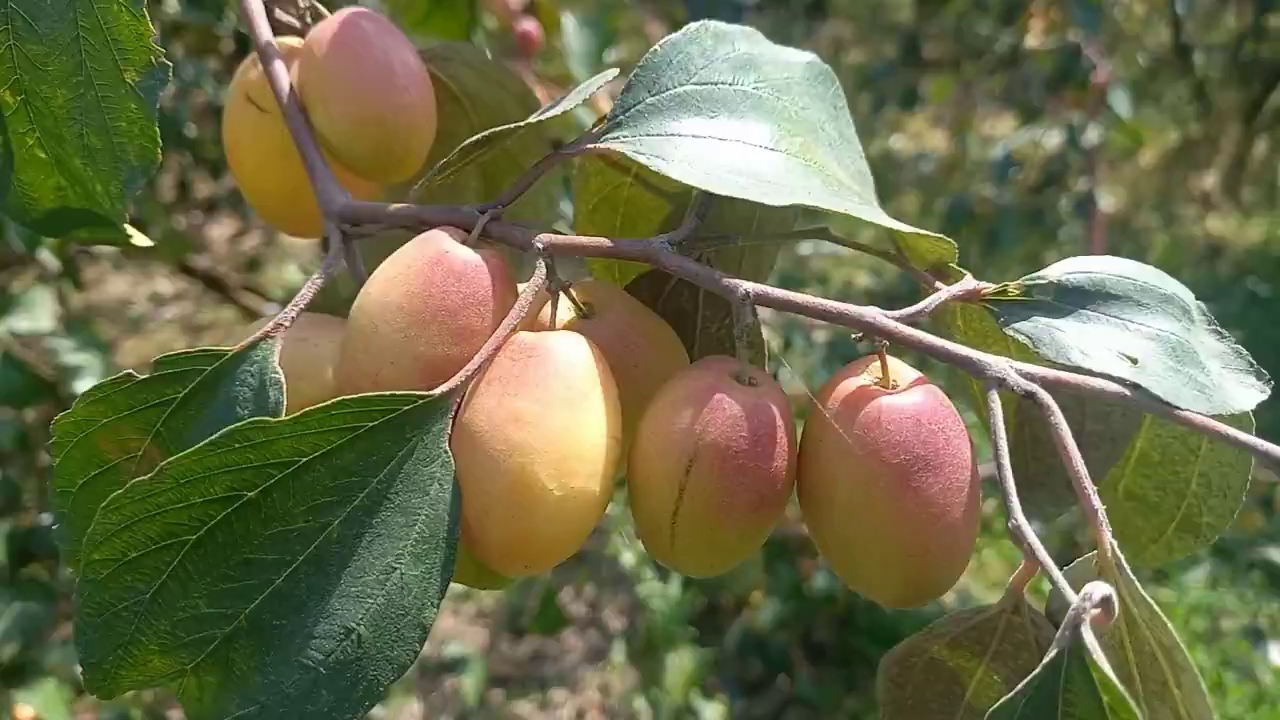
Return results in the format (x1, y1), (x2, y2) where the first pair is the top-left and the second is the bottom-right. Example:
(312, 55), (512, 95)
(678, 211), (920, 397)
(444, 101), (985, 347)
(562, 286), (592, 319)
(875, 340), (893, 390)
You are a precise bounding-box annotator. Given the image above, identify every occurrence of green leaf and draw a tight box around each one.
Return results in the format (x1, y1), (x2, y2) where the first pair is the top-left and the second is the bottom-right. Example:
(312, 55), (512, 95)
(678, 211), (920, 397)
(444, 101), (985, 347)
(1009, 389), (1144, 523)
(1048, 549), (1216, 720)
(49, 341), (283, 570)
(986, 611), (1140, 720)
(625, 269), (765, 365)
(0, 349), (57, 409)
(74, 392), (460, 720)
(877, 598), (1055, 719)
(415, 68), (618, 198)
(1099, 413), (1254, 567)
(574, 153), (800, 287)
(587, 20), (944, 243)
(0, 0), (170, 243)
(988, 255), (1272, 416)
(385, 0), (476, 42)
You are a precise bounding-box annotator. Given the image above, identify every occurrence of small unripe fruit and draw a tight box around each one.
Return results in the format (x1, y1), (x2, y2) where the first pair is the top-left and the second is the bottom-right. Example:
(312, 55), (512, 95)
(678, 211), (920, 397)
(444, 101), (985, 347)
(221, 36), (381, 238)
(451, 330), (622, 577)
(245, 312), (347, 415)
(297, 7), (438, 183)
(451, 540), (513, 591)
(627, 356), (797, 578)
(334, 227), (517, 395)
(797, 354), (980, 609)
(512, 15), (545, 58)
(533, 280), (690, 449)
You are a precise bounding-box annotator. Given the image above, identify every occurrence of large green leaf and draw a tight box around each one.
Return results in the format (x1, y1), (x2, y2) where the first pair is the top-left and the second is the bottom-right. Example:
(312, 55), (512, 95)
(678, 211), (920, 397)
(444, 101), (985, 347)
(385, 0), (476, 42)
(586, 20), (944, 242)
(988, 255), (1271, 416)
(49, 341), (283, 570)
(74, 392), (460, 720)
(0, 0), (170, 243)
(877, 598), (1055, 719)
(1048, 549), (1216, 720)
(1099, 413), (1254, 567)
(625, 269), (766, 364)
(986, 609), (1139, 720)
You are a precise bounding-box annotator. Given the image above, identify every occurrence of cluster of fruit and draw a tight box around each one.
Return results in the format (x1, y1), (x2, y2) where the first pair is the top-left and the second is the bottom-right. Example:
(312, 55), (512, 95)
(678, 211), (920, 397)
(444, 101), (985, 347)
(221, 6), (438, 239)
(246, 226), (983, 609)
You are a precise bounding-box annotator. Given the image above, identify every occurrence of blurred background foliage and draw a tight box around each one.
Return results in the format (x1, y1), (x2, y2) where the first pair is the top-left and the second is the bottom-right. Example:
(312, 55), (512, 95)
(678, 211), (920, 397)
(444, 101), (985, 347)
(1, 0), (1278, 717)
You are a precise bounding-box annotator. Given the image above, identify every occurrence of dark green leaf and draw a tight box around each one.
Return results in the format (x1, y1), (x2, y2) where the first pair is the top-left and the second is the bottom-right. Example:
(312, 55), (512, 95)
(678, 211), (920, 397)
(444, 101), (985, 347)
(415, 68), (618, 198)
(0, 349), (57, 408)
(49, 340), (283, 569)
(1047, 549), (1215, 720)
(986, 611), (1139, 720)
(989, 255), (1271, 415)
(877, 598), (1055, 719)
(1099, 413), (1254, 567)
(75, 392), (460, 720)
(1009, 389), (1143, 523)
(626, 269), (765, 364)
(574, 153), (800, 286)
(386, 0), (476, 42)
(0, 0), (170, 243)
(587, 20), (944, 242)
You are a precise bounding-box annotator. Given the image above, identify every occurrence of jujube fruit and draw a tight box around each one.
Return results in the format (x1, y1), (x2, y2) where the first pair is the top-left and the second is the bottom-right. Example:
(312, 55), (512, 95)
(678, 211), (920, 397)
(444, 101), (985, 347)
(532, 280), (690, 449)
(244, 312), (347, 415)
(334, 227), (517, 396)
(797, 353), (980, 609)
(627, 356), (797, 578)
(450, 330), (622, 577)
(221, 36), (381, 238)
(296, 7), (438, 183)
(512, 15), (546, 58)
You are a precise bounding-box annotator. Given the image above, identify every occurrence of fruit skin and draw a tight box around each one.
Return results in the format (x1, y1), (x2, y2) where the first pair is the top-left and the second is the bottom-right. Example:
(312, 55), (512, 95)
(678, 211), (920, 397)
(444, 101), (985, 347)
(532, 280), (690, 449)
(451, 540), (513, 591)
(450, 330), (622, 577)
(334, 227), (517, 395)
(245, 312), (346, 414)
(627, 356), (797, 578)
(797, 354), (980, 609)
(221, 36), (382, 238)
(297, 7), (438, 183)
(512, 14), (546, 58)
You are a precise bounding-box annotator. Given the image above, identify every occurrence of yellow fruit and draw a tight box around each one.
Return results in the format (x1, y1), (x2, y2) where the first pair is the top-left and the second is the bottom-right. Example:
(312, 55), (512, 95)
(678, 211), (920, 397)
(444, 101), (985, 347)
(245, 312), (346, 414)
(450, 330), (622, 577)
(334, 227), (517, 395)
(221, 36), (381, 238)
(296, 7), (438, 183)
(627, 356), (797, 577)
(451, 540), (513, 590)
(533, 280), (690, 447)
(797, 354), (980, 609)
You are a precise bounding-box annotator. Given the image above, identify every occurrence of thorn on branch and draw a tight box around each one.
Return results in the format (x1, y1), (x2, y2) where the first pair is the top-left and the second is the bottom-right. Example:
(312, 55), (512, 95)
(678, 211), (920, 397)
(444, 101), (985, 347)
(882, 274), (990, 324)
(342, 238), (367, 286)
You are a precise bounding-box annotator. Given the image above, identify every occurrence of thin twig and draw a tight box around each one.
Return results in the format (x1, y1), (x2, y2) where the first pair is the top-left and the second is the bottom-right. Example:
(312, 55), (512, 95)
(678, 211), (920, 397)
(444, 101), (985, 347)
(657, 192), (712, 247)
(176, 257), (278, 318)
(986, 385), (1078, 605)
(1003, 557), (1040, 600)
(731, 292), (756, 365)
(883, 274), (990, 324)
(242, 227), (345, 346)
(475, 132), (598, 214)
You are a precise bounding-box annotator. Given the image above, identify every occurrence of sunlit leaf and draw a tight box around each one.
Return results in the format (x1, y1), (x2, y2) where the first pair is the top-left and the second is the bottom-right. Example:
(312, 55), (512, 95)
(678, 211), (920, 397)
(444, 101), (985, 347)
(75, 392), (460, 720)
(989, 255), (1271, 415)
(0, 0), (170, 243)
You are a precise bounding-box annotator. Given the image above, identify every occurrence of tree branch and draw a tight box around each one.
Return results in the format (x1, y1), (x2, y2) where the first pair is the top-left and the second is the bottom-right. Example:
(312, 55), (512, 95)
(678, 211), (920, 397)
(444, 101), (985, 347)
(986, 385), (1078, 605)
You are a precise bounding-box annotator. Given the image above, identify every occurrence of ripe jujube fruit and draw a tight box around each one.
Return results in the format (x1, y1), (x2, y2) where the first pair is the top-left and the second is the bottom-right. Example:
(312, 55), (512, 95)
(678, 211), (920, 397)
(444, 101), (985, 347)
(334, 227), (517, 395)
(244, 312), (346, 415)
(512, 15), (546, 58)
(296, 7), (438, 183)
(221, 36), (381, 238)
(797, 353), (980, 609)
(450, 330), (622, 577)
(627, 356), (797, 578)
(532, 280), (690, 450)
